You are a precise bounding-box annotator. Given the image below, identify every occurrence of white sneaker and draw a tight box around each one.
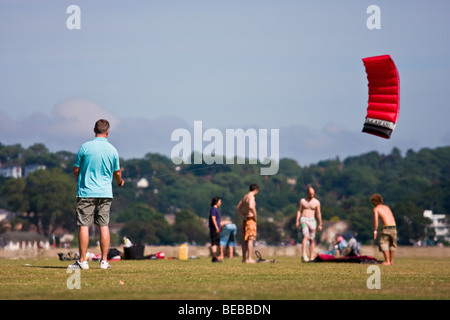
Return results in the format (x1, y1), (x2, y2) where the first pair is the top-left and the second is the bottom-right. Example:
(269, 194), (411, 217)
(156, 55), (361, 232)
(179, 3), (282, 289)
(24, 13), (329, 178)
(100, 260), (111, 269)
(68, 260), (89, 269)
(302, 255), (309, 262)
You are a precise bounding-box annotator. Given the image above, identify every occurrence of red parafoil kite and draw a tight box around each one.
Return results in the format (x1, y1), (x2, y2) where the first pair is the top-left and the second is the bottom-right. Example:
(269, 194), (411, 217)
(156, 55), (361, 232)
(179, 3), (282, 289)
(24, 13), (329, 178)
(362, 55), (400, 139)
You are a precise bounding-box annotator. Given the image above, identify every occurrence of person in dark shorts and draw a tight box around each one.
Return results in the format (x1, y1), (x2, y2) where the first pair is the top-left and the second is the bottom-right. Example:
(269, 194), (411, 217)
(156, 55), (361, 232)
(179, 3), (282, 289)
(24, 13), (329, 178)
(209, 196), (222, 263)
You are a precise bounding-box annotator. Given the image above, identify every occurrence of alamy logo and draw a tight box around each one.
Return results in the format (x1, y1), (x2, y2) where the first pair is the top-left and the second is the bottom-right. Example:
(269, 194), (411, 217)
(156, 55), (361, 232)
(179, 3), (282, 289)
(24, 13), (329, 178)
(171, 121), (279, 175)
(366, 265), (381, 290)
(66, 5), (81, 30)
(66, 268), (81, 289)
(366, 5), (381, 30)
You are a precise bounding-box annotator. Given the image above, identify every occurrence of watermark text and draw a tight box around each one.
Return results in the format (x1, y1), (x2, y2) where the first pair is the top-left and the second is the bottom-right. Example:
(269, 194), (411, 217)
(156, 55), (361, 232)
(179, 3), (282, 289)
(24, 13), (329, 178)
(367, 5), (381, 30)
(66, 5), (81, 30)
(366, 265), (381, 289)
(171, 121), (279, 175)
(66, 267), (81, 289)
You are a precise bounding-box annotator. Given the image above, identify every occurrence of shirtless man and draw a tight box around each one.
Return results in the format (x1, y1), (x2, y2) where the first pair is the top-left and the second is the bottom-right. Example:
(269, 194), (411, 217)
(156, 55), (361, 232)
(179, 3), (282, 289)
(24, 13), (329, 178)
(295, 187), (322, 262)
(236, 184), (259, 263)
(371, 193), (397, 265)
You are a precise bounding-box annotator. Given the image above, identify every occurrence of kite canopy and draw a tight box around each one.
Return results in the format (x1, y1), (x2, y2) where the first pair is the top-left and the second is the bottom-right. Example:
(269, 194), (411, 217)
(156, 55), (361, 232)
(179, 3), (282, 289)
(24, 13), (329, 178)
(362, 55), (400, 139)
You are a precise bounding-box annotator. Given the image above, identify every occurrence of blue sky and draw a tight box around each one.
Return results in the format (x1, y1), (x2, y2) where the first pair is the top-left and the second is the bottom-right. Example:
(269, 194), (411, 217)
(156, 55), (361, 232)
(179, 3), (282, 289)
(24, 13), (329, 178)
(1, 0), (449, 166)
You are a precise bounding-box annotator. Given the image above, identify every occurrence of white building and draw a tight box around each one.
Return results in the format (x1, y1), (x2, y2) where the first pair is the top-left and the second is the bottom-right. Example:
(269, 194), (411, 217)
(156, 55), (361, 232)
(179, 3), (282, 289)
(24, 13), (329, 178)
(424, 210), (449, 242)
(0, 231), (50, 250)
(24, 164), (47, 177)
(0, 165), (22, 178)
(136, 177), (149, 188)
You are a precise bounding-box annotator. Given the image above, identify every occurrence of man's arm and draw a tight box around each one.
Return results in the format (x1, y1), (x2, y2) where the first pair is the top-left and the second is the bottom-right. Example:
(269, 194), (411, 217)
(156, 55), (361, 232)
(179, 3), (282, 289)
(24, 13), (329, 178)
(113, 169), (125, 187)
(316, 202), (322, 231)
(211, 215), (220, 233)
(373, 208), (379, 239)
(236, 199), (245, 217)
(73, 166), (80, 179)
(295, 200), (303, 228)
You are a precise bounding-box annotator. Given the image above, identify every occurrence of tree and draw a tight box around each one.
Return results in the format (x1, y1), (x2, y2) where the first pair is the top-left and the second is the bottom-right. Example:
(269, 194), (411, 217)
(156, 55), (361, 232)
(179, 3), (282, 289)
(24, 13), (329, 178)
(173, 209), (208, 244)
(257, 219), (282, 245)
(346, 205), (373, 244)
(393, 201), (430, 245)
(117, 203), (165, 223)
(284, 214), (300, 243)
(24, 143), (59, 167)
(1, 140), (449, 247)
(26, 168), (76, 235)
(0, 143), (24, 165)
(121, 219), (174, 245)
(0, 178), (29, 212)
(118, 203), (174, 245)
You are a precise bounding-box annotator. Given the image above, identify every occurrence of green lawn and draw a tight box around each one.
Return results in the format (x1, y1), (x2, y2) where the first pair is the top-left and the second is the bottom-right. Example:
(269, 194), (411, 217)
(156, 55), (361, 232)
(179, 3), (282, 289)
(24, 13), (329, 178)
(1, 256), (448, 300)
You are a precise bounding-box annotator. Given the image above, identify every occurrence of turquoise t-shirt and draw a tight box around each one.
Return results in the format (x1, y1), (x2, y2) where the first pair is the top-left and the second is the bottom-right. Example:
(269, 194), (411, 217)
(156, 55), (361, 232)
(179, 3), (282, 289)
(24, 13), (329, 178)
(74, 137), (120, 198)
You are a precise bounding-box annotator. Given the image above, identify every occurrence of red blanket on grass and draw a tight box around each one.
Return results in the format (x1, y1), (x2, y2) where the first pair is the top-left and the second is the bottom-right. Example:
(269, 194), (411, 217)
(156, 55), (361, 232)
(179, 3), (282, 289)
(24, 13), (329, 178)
(313, 253), (380, 264)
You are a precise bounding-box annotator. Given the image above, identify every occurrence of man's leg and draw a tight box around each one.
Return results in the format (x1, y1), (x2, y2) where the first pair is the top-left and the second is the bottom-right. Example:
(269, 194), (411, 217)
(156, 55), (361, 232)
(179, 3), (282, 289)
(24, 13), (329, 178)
(246, 238), (256, 263)
(78, 226), (89, 262)
(381, 250), (390, 265)
(217, 246), (224, 260)
(242, 241), (248, 263)
(302, 236), (309, 259)
(310, 238), (316, 260)
(99, 225), (110, 261)
(309, 228), (316, 260)
(75, 198), (93, 263)
(389, 250), (395, 265)
(379, 231), (393, 265)
(229, 246), (234, 259)
(242, 222), (248, 262)
(94, 198), (112, 265)
(388, 231), (396, 265)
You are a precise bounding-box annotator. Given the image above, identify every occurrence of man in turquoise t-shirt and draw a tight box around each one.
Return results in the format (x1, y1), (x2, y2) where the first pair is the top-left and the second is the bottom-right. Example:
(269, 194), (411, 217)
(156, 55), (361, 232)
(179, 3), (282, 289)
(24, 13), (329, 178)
(69, 119), (124, 270)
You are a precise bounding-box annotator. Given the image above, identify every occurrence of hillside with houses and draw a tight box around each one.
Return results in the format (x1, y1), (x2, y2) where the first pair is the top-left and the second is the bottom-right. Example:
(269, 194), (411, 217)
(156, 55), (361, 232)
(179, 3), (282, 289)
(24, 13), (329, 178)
(0, 142), (449, 250)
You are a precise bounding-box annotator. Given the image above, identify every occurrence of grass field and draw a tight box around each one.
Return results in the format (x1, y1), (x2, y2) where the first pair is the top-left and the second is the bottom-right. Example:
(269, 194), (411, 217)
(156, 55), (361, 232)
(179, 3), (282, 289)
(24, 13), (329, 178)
(0, 254), (449, 301)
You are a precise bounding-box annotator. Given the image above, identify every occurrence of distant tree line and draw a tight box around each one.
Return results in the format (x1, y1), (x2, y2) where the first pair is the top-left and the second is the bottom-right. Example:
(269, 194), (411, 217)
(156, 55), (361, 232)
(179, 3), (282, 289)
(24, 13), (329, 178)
(0, 142), (449, 246)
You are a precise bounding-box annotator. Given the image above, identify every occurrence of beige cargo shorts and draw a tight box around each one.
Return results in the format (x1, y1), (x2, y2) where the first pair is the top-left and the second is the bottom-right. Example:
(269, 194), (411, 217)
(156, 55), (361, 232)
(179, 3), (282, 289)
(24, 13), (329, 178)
(76, 198), (112, 226)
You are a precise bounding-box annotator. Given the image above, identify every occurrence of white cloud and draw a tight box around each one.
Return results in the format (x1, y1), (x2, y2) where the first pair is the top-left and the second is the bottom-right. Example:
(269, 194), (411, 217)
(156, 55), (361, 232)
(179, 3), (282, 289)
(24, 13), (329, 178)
(113, 116), (190, 159)
(51, 99), (120, 137)
(0, 99), (190, 159)
(0, 99), (120, 153)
